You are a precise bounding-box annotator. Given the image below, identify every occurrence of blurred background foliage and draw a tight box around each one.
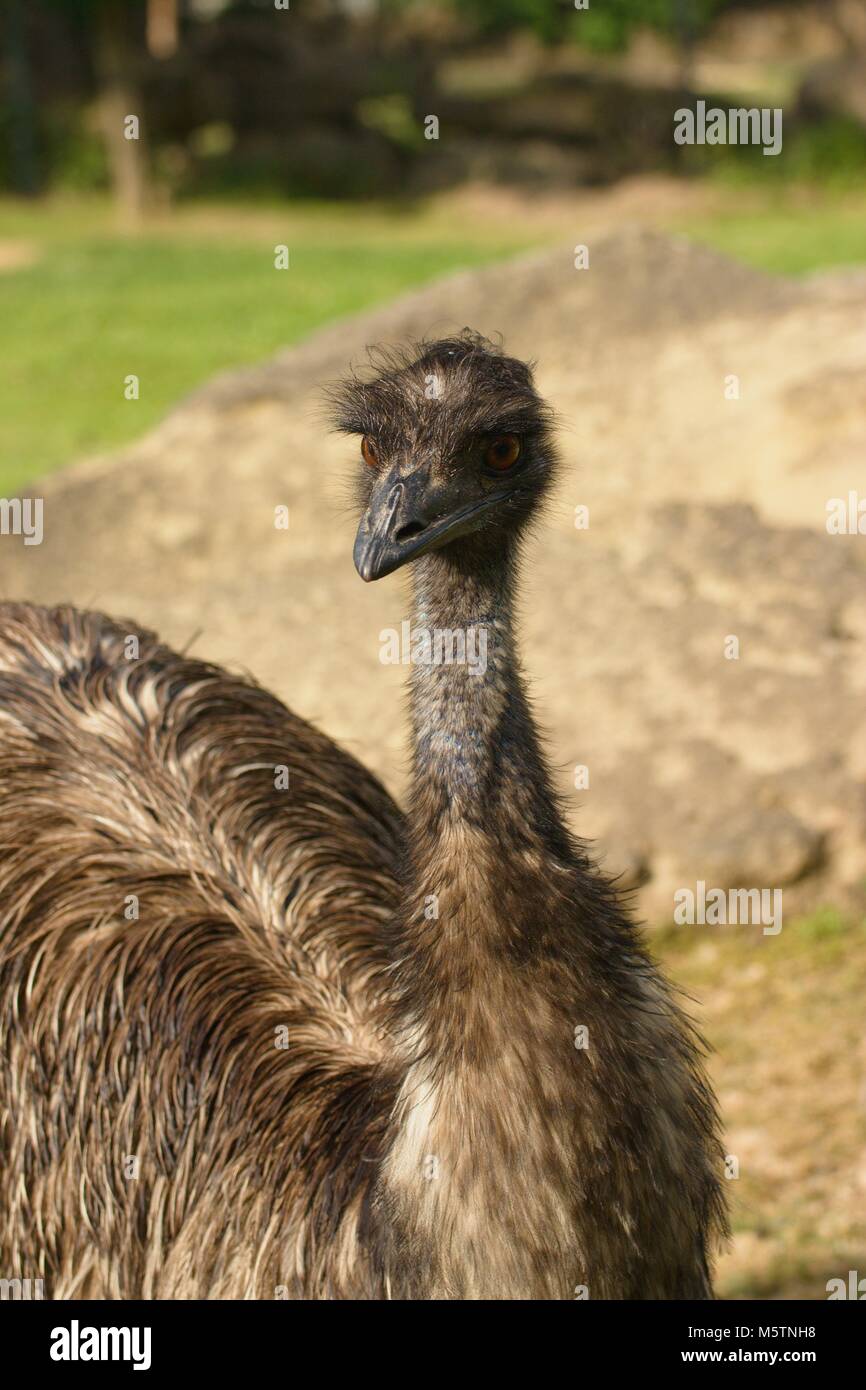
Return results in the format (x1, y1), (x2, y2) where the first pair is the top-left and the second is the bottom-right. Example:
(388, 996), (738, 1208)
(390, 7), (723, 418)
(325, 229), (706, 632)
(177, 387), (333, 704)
(4, 0), (866, 204)
(1, 0), (865, 485)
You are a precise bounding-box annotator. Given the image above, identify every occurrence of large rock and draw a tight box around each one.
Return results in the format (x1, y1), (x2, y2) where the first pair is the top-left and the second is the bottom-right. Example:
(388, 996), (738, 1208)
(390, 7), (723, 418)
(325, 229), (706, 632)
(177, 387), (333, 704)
(2, 228), (864, 922)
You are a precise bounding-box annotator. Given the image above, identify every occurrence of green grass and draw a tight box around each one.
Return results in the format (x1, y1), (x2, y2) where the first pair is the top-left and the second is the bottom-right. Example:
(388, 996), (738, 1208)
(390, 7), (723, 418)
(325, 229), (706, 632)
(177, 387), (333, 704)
(0, 197), (536, 493)
(2, 185), (866, 493)
(677, 200), (866, 276)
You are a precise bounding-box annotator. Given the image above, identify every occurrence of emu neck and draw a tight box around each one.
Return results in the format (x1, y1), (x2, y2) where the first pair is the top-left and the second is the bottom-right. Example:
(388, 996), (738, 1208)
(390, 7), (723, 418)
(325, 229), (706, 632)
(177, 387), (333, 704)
(405, 545), (568, 859)
(397, 544), (574, 997)
(385, 547), (584, 1297)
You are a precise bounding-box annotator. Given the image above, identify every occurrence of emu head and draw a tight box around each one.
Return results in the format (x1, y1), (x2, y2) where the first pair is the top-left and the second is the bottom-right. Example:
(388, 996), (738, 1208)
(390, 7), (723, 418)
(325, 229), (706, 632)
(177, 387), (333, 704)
(328, 332), (558, 582)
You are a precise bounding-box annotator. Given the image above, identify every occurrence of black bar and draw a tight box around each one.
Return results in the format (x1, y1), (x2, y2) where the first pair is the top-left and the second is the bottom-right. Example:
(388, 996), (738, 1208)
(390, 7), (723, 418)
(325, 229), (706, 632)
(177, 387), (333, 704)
(9, 1296), (859, 1375)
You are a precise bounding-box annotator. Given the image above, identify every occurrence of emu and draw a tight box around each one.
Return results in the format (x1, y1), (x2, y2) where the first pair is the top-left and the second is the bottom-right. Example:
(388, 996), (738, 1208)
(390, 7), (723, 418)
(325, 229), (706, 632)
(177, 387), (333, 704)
(0, 335), (726, 1299)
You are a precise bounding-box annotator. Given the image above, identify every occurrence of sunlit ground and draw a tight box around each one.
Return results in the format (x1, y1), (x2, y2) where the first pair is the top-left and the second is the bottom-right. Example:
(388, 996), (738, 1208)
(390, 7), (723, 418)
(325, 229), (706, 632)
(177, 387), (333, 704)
(656, 910), (866, 1299)
(1, 178), (865, 492)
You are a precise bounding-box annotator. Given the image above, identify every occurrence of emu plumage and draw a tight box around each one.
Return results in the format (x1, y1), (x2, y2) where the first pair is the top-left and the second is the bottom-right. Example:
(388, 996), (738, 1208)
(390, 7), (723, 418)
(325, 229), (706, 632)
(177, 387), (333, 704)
(0, 336), (726, 1298)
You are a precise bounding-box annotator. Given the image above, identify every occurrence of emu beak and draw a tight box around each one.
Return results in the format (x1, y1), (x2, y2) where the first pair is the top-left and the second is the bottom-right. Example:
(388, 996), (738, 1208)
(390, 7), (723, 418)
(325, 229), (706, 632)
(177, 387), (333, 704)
(354, 467), (502, 583)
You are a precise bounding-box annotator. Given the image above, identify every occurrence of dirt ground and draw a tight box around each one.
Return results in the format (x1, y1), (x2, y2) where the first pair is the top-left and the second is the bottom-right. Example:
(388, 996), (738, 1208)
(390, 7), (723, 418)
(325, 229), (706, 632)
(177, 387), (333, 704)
(1, 197), (864, 1297)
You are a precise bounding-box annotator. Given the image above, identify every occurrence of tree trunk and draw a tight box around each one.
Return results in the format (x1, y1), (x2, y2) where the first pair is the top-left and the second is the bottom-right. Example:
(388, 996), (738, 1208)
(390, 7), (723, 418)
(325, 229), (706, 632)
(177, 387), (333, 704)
(4, 0), (40, 195)
(94, 0), (149, 226)
(146, 0), (179, 60)
(672, 0), (696, 89)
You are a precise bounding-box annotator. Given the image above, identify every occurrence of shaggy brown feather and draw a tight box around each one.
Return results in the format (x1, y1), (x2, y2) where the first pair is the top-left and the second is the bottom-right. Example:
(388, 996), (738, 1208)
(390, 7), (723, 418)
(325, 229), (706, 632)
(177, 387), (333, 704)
(0, 335), (727, 1298)
(0, 604), (402, 1297)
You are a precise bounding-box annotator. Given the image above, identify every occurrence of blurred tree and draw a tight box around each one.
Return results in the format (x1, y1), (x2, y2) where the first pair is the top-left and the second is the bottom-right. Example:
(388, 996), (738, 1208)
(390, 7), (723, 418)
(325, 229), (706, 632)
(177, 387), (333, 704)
(9, 0), (857, 203)
(3, 0), (40, 193)
(34, 0), (163, 218)
(567, 0), (729, 53)
(92, 0), (150, 223)
(147, 0), (179, 59)
(426, 0), (789, 51)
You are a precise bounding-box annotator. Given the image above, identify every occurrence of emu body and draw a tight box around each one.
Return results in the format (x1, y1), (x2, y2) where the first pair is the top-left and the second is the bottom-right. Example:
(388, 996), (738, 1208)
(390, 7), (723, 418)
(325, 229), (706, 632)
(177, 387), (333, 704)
(0, 338), (726, 1298)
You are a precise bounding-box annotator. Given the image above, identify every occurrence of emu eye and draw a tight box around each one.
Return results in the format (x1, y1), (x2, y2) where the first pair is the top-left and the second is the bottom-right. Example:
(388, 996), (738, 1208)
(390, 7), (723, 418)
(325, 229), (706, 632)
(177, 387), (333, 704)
(484, 434), (521, 472)
(361, 436), (378, 468)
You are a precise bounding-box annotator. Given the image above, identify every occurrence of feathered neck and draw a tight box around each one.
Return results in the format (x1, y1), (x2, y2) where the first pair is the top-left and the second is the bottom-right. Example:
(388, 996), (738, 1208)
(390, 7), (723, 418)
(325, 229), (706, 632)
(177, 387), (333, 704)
(379, 546), (593, 1298)
(404, 544), (570, 854)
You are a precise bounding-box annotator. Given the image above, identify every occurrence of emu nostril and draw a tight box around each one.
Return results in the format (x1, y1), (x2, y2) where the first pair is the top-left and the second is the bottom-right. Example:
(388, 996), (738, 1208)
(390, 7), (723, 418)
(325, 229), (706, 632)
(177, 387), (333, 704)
(395, 521), (427, 544)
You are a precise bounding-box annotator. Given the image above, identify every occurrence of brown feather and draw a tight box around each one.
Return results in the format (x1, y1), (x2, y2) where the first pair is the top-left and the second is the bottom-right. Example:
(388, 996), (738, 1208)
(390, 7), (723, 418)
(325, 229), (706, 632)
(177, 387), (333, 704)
(0, 337), (727, 1299)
